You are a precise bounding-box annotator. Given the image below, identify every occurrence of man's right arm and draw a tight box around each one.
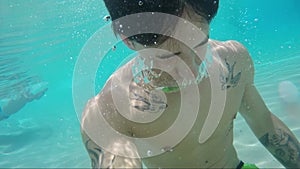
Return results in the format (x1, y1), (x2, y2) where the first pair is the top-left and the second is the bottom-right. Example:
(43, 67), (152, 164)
(80, 94), (142, 169)
(81, 129), (143, 169)
(81, 127), (143, 169)
(81, 129), (114, 169)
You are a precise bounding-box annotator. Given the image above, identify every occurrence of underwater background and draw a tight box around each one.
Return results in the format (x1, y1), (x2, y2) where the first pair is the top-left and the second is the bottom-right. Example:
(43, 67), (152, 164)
(0, 0), (299, 168)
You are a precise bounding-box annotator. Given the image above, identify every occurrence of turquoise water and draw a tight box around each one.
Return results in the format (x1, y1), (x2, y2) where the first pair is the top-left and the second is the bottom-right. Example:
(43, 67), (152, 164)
(0, 0), (299, 168)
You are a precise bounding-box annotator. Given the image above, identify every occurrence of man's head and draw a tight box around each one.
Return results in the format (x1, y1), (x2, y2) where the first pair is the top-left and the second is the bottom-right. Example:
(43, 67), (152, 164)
(103, 0), (219, 48)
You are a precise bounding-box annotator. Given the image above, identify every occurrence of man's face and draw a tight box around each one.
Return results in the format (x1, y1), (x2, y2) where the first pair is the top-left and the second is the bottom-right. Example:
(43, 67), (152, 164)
(119, 7), (210, 74)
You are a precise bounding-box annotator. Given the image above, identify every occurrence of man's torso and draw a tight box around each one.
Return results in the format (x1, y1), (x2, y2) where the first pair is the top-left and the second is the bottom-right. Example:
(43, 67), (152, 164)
(83, 40), (251, 168)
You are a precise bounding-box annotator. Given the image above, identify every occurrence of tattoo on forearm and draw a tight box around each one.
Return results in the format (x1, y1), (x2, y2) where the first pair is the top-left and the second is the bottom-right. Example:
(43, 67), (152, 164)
(259, 129), (300, 167)
(220, 59), (241, 90)
(85, 139), (104, 169)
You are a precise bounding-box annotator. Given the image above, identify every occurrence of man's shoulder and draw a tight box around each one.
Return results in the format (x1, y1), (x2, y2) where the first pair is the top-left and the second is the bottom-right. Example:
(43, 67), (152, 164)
(209, 39), (249, 57)
(209, 39), (254, 83)
(82, 61), (134, 117)
(209, 39), (252, 68)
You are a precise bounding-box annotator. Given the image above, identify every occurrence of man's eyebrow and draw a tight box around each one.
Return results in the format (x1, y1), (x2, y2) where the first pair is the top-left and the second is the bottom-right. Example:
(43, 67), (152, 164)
(158, 51), (182, 59)
(193, 35), (209, 49)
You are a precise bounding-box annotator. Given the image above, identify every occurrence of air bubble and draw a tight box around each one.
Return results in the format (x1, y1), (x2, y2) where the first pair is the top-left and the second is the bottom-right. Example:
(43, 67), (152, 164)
(147, 150), (152, 156)
(161, 146), (173, 152)
(138, 1), (143, 6)
(103, 15), (111, 21)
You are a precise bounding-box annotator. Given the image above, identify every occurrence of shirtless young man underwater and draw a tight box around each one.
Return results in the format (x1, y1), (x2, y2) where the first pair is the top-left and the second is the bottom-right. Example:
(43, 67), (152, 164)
(80, 0), (300, 168)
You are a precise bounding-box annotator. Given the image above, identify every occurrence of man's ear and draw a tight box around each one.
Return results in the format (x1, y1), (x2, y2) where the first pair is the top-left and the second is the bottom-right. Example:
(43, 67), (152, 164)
(120, 34), (135, 50)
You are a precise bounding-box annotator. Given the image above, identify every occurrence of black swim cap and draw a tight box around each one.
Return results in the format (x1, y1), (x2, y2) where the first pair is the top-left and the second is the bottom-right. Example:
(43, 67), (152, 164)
(103, 0), (219, 46)
(103, 0), (184, 46)
(104, 0), (183, 21)
(185, 0), (219, 23)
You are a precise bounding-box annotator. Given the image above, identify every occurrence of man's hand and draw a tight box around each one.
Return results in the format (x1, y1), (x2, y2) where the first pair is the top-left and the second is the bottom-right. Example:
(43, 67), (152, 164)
(23, 86), (48, 102)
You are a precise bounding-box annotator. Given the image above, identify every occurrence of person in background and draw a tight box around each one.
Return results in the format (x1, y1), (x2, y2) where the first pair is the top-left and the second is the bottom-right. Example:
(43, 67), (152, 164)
(81, 0), (300, 168)
(0, 87), (47, 121)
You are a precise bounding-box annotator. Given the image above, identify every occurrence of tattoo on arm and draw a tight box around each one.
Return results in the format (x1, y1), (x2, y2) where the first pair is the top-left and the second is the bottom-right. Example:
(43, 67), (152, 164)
(220, 59), (242, 90)
(85, 139), (105, 169)
(84, 136), (142, 168)
(259, 129), (300, 168)
(85, 139), (118, 169)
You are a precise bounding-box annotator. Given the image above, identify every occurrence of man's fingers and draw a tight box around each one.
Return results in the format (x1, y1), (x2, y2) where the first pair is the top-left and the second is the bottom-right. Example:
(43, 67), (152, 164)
(35, 88), (48, 100)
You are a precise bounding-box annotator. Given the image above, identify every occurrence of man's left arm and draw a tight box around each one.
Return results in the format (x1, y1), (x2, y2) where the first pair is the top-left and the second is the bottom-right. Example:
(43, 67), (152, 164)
(239, 78), (300, 168)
